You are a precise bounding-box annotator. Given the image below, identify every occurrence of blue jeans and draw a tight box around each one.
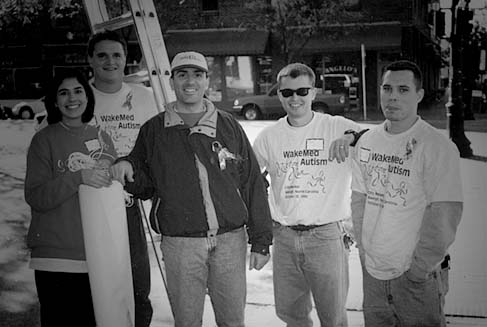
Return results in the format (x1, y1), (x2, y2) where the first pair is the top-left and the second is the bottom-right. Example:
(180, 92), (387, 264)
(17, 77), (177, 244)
(160, 227), (247, 327)
(362, 262), (449, 327)
(273, 222), (349, 327)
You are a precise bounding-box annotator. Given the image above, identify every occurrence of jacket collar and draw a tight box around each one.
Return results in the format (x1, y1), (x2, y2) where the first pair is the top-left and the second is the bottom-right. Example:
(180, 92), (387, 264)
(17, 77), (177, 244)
(163, 99), (217, 138)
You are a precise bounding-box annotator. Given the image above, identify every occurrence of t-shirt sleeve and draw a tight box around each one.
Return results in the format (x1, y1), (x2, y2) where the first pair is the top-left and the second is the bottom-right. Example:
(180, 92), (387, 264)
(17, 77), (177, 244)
(424, 136), (463, 203)
(252, 132), (269, 172)
(351, 139), (367, 194)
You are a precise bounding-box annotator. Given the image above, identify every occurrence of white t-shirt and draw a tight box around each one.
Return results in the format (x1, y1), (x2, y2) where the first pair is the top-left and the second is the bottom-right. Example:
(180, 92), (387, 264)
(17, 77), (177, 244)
(253, 113), (359, 225)
(90, 82), (159, 157)
(352, 118), (463, 280)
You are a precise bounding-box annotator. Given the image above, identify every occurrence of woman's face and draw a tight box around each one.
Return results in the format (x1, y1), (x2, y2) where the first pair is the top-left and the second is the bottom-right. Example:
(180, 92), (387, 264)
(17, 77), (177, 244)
(56, 77), (88, 126)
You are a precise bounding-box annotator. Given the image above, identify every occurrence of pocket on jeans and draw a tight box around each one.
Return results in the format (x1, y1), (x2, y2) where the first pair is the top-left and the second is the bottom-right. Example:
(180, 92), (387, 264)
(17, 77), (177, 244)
(311, 224), (341, 240)
(404, 269), (433, 284)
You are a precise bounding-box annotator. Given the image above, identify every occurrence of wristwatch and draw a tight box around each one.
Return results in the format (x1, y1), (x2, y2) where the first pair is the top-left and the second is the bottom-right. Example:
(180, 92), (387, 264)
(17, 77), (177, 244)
(344, 129), (369, 147)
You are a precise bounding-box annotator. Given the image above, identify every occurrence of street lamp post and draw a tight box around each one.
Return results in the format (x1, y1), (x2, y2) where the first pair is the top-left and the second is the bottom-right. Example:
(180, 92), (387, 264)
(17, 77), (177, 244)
(448, 0), (473, 157)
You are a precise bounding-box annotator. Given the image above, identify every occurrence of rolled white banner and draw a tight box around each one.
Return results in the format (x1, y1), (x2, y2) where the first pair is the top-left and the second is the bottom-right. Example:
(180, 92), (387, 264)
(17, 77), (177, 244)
(79, 181), (134, 327)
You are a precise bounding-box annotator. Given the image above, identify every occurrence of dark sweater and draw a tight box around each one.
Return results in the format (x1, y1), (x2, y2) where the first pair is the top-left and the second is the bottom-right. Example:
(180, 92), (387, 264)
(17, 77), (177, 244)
(25, 122), (117, 261)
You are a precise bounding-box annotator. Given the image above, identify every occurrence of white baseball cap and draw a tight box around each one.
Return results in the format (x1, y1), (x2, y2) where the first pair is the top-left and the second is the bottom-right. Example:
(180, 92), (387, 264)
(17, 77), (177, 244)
(170, 51), (208, 73)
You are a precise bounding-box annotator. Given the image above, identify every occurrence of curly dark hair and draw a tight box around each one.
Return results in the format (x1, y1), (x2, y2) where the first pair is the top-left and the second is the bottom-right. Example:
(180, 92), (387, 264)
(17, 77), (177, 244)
(45, 69), (95, 125)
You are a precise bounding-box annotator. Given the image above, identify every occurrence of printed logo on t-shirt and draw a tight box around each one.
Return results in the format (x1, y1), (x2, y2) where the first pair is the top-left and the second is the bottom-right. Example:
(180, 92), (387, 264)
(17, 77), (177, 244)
(57, 131), (115, 173)
(361, 141), (416, 208)
(277, 139), (331, 198)
(92, 114), (142, 157)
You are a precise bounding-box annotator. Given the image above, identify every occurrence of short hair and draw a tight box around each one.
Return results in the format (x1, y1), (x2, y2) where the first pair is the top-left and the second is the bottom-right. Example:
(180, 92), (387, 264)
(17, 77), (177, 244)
(277, 63), (316, 88)
(45, 69), (95, 125)
(87, 30), (127, 57)
(383, 60), (423, 90)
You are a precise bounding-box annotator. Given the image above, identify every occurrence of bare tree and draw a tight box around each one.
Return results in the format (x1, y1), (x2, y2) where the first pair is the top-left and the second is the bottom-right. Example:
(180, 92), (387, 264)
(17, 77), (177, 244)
(246, 0), (362, 63)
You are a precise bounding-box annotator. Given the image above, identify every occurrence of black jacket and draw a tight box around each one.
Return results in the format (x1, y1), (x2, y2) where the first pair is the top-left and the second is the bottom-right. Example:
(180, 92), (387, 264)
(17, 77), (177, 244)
(123, 100), (272, 253)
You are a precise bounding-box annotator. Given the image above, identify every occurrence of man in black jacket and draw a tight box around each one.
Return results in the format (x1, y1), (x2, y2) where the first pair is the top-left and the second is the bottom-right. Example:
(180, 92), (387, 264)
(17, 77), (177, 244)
(111, 51), (273, 327)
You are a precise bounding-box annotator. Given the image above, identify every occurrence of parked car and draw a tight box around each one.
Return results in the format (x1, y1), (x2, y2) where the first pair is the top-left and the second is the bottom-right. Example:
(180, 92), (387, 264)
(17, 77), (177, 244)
(231, 84), (348, 120)
(10, 97), (46, 119)
(0, 104), (11, 120)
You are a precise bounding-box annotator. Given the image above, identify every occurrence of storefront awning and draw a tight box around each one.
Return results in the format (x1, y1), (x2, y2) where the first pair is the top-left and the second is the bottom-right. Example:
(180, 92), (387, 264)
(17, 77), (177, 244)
(303, 23), (402, 52)
(164, 29), (269, 57)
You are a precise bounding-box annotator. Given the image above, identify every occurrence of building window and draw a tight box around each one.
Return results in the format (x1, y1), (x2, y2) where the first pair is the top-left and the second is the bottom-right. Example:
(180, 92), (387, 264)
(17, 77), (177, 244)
(207, 56), (223, 102)
(205, 55), (255, 103)
(256, 56), (273, 94)
(202, 0), (218, 11)
(225, 56), (254, 100)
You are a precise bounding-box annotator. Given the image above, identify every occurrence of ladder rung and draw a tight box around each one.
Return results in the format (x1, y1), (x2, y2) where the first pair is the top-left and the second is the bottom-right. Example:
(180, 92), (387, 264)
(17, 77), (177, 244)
(93, 12), (134, 32)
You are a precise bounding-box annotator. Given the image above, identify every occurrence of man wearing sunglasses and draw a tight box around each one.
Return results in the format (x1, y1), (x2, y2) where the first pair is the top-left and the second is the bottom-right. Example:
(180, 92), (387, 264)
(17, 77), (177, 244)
(253, 63), (360, 326)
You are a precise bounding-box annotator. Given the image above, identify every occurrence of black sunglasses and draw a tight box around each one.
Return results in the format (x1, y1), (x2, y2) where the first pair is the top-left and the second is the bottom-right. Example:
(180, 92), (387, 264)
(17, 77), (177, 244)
(279, 87), (312, 98)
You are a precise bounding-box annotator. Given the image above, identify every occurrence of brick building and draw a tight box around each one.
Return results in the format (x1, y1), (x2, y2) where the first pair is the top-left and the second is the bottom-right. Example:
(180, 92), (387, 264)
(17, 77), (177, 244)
(158, 0), (443, 112)
(0, 0), (443, 115)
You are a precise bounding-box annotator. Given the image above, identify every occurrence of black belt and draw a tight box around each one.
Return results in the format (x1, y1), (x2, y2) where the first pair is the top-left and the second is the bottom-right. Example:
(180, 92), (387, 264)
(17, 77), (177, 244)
(169, 226), (243, 238)
(287, 223), (329, 231)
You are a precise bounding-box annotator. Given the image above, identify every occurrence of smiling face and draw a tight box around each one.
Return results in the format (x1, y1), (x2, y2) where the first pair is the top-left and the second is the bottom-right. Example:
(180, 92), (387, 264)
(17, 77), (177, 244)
(170, 67), (209, 112)
(88, 40), (126, 91)
(278, 75), (316, 125)
(380, 69), (424, 133)
(56, 78), (88, 126)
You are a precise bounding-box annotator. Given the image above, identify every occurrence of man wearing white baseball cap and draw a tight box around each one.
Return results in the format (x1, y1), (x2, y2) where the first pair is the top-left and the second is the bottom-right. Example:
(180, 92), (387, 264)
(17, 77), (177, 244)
(170, 51), (209, 72)
(111, 51), (273, 326)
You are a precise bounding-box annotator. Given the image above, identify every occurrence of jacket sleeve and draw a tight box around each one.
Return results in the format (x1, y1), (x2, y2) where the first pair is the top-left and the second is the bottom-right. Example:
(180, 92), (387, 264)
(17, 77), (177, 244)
(24, 132), (83, 212)
(235, 121), (272, 254)
(122, 120), (155, 200)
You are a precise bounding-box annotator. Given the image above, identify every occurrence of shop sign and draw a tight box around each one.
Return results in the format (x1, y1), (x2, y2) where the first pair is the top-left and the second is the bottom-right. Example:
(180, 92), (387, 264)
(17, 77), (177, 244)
(324, 65), (358, 74)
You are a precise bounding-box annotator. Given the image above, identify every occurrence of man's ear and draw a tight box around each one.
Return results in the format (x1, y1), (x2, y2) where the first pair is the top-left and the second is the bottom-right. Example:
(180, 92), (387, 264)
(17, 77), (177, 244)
(311, 87), (317, 101)
(169, 78), (175, 91)
(417, 88), (425, 103)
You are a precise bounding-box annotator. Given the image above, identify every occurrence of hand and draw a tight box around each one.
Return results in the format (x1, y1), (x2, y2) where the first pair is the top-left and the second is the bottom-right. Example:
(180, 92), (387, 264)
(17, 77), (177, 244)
(110, 160), (134, 186)
(328, 134), (355, 163)
(81, 169), (112, 188)
(249, 252), (270, 271)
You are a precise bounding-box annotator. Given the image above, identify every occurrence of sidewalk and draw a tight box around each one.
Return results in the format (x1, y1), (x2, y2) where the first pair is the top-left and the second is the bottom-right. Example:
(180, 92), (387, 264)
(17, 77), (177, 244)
(146, 239), (487, 327)
(144, 124), (487, 327)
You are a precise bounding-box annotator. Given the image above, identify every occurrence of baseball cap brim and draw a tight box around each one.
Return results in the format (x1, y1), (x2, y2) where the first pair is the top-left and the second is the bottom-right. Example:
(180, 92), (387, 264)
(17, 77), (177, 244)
(171, 64), (208, 73)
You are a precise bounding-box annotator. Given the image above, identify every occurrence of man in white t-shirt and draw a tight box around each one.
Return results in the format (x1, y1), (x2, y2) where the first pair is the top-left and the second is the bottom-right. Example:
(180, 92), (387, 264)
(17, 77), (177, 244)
(87, 31), (158, 327)
(253, 63), (360, 326)
(351, 60), (463, 326)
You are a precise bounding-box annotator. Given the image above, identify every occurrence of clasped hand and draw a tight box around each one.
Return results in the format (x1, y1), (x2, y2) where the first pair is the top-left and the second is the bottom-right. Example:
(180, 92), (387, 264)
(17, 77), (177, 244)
(109, 160), (134, 186)
(81, 168), (112, 188)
